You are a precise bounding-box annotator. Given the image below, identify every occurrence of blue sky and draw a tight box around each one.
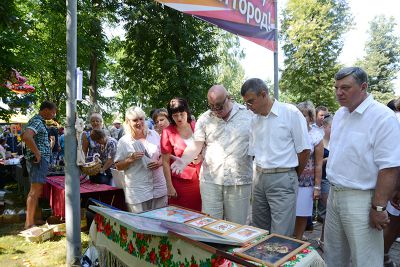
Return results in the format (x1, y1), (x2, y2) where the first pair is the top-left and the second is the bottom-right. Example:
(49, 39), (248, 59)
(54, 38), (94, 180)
(240, 0), (400, 95)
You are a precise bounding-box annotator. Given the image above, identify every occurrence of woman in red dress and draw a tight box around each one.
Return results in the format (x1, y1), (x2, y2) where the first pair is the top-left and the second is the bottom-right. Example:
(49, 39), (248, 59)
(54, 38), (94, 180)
(161, 98), (202, 211)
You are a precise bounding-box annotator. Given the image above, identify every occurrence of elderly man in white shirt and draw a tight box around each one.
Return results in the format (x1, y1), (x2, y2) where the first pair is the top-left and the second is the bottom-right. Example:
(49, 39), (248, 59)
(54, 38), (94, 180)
(324, 67), (400, 267)
(241, 78), (311, 236)
(171, 85), (253, 224)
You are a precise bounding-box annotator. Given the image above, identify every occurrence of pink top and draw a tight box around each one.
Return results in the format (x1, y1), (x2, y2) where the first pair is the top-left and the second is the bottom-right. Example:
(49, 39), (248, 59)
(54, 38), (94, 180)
(161, 121), (201, 178)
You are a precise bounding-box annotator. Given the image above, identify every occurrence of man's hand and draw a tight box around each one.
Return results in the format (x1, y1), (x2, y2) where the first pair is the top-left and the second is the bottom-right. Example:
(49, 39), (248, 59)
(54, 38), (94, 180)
(170, 155), (187, 175)
(369, 209), (390, 230)
(34, 153), (41, 163)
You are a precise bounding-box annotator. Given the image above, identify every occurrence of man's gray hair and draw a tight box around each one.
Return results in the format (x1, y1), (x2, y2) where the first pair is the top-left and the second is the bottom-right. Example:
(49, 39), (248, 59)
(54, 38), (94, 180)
(335, 67), (368, 85)
(241, 78), (269, 96)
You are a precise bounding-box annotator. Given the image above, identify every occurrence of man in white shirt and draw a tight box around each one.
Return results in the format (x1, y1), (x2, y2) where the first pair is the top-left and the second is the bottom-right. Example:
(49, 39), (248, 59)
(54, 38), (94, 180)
(171, 85), (253, 224)
(325, 67), (400, 267)
(241, 78), (311, 236)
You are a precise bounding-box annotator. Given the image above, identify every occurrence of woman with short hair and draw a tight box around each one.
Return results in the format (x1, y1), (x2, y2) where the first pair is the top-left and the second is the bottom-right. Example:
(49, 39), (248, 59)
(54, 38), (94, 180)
(82, 113), (103, 160)
(89, 129), (117, 185)
(152, 108), (170, 135)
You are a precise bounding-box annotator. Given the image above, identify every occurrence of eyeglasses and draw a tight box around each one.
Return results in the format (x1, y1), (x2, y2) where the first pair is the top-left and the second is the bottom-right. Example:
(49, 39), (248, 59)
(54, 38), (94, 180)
(208, 97), (228, 111)
(323, 113), (332, 119)
(242, 92), (264, 107)
(243, 99), (255, 107)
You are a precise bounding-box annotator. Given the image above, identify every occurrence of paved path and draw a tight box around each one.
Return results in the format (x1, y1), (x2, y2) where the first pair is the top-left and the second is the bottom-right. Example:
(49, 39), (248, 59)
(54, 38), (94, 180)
(303, 221), (400, 265)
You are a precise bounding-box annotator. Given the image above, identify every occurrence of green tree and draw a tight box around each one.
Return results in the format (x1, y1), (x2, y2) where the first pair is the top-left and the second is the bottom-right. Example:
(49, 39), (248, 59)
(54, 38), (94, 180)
(280, 0), (352, 110)
(0, 0), (120, 122)
(215, 32), (246, 103)
(0, 0), (35, 120)
(356, 15), (400, 93)
(117, 1), (221, 116)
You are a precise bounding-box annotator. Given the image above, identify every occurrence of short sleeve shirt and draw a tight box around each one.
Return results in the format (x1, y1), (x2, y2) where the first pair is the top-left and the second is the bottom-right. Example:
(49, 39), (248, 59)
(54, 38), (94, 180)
(25, 114), (51, 163)
(98, 136), (118, 168)
(249, 100), (311, 168)
(327, 95), (400, 189)
(114, 134), (154, 204)
(194, 102), (253, 186)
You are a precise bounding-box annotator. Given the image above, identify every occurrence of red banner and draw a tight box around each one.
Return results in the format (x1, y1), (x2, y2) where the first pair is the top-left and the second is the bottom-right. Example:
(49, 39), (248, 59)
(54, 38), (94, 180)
(155, 0), (277, 51)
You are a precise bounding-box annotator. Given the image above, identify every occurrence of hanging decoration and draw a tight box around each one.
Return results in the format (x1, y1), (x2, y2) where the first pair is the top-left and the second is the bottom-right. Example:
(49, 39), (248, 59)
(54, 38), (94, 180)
(1, 68), (35, 94)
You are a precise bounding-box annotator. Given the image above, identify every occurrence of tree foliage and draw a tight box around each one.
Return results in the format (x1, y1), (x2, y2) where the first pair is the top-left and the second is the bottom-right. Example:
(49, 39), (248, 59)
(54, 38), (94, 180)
(0, 0), (35, 120)
(215, 33), (246, 103)
(115, 1), (222, 116)
(356, 15), (400, 94)
(280, 0), (352, 110)
(0, 0), (120, 122)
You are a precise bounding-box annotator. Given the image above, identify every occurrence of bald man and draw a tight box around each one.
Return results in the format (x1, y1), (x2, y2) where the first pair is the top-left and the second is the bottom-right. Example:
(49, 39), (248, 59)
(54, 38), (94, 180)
(171, 85), (253, 224)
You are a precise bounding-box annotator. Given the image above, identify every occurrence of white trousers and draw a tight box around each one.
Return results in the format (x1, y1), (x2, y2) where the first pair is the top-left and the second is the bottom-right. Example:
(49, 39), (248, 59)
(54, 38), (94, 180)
(200, 182), (251, 225)
(324, 187), (383, 267)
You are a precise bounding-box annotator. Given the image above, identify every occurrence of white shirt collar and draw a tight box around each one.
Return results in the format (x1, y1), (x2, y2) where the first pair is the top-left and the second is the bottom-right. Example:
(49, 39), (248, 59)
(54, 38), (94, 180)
(353, 94), (374, 114)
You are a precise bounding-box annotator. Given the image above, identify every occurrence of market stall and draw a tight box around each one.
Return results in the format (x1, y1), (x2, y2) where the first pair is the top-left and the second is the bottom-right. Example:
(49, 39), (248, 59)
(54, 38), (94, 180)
(42, 176), (125, 218)
(89, 205), (325, 267)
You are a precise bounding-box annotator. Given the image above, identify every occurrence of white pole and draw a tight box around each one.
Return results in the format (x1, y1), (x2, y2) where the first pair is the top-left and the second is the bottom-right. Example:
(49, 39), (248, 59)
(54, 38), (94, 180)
(66, 0), (82, 265)
(273, 0), (279, 100)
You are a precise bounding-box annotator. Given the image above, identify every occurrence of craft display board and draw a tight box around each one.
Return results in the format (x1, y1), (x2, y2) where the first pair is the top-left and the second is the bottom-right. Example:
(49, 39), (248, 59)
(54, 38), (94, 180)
(136, 205), (203, 223)
(89, 205), (326, 267)
(89, 206), (241, 246)
(236, 234), (310, 267)
(202, 220), (241, 235)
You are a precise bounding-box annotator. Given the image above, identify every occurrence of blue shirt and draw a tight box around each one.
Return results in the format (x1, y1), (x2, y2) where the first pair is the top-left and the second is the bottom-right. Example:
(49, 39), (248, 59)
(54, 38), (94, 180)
(25, 114), (51, 163)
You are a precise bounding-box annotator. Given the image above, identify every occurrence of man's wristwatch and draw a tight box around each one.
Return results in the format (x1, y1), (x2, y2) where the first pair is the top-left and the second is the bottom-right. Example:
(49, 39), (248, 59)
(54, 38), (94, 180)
(371, 205), (386, 212)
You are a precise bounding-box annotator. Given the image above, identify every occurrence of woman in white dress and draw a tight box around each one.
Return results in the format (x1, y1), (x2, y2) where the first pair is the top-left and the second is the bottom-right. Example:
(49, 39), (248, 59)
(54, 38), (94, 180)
(114, 106), (167, 213)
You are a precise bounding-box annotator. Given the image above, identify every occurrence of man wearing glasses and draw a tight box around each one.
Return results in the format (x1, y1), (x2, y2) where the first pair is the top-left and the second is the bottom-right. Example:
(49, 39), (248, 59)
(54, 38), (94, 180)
(241, 78), (310, 236)
(324, 67), (400, 267)
(171, 85), (253, 224)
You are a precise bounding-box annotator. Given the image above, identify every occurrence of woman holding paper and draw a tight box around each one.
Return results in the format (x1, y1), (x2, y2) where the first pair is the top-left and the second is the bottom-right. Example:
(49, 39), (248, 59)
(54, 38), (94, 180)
(114, 106), (167, 213)
(161, 97), (202, 211)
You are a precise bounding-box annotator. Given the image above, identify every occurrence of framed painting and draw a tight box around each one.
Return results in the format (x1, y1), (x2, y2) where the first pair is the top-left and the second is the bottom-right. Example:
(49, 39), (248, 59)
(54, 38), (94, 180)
(226, 226), (268, 243)
(186, 216), (218, 228)
(235, 234), (310, 267)
(203, 220), (241, 235)
(137, 206), (203, 223)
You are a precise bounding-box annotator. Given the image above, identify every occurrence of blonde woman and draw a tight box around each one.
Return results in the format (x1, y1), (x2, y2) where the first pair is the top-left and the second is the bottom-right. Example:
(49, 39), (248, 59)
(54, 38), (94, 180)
(115, 106), (167, 213)
(82, 113), (103, 160)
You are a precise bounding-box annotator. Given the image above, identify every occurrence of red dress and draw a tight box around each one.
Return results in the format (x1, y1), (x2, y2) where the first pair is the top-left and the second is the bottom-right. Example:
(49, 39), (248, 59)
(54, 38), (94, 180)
(160, 121), (202, 212)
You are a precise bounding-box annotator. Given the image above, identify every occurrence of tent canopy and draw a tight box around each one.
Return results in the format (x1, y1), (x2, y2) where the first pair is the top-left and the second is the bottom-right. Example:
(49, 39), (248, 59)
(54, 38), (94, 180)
(0, 113), (30, 124)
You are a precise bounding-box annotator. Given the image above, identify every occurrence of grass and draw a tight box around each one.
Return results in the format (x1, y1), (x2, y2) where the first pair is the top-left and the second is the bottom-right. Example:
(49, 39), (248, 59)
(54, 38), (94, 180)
(0, 223), (90, 267)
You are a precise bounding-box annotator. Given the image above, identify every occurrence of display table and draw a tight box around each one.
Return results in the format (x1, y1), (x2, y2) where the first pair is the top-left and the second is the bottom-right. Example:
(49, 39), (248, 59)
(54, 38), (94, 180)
(89, 206), (325, 267)
(42, 176), (125, 217)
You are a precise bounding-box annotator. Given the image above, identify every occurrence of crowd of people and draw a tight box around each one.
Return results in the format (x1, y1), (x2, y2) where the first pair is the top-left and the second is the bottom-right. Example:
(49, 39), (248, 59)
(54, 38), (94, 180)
(20, 66), (400, 267)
